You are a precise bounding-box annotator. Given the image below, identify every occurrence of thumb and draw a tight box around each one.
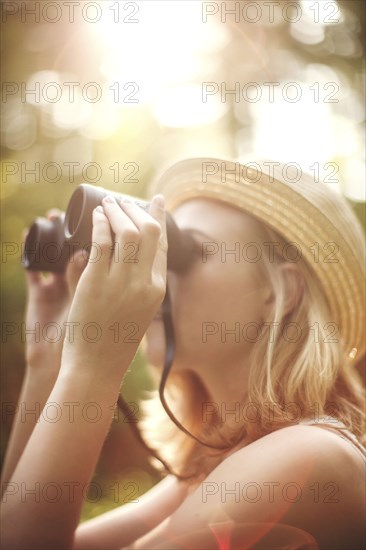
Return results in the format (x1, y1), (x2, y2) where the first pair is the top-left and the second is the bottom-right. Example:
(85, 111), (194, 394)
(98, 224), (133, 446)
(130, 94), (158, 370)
(66, 250), (88, 298)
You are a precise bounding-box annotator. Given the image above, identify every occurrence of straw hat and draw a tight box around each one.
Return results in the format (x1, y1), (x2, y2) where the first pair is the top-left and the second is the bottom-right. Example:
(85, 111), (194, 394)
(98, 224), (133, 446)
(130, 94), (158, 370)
(149, 157), (366, 364)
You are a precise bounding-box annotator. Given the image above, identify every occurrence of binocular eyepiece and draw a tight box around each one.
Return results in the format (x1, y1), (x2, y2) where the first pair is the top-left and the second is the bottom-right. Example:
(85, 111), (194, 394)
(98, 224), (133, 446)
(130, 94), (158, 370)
(22, 184), (200, 273)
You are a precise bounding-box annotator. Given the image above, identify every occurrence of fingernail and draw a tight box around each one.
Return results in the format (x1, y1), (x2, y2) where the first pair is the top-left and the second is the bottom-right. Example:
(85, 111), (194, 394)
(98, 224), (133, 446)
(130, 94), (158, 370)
(121, 197), (132, 204)
(103, 195), (116, 204)
(154, 194), (165, 208)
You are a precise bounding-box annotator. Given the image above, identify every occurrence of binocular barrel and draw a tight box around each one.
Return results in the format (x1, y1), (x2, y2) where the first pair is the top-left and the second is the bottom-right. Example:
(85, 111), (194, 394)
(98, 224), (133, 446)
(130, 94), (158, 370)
(22, 184), (199, 273)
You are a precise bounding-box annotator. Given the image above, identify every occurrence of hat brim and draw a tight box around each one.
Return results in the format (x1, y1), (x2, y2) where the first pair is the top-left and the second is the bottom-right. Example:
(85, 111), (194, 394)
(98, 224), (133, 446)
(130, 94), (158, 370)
(149, 157), (366, 364)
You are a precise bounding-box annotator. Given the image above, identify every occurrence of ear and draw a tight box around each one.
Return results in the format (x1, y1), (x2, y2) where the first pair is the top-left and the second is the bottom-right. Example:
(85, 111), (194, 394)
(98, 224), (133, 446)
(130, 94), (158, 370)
(277, 262), (305, 317)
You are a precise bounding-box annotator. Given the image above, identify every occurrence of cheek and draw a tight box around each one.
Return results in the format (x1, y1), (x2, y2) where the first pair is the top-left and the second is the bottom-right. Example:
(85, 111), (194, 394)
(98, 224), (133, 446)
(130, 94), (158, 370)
(174, 264), (266, 346)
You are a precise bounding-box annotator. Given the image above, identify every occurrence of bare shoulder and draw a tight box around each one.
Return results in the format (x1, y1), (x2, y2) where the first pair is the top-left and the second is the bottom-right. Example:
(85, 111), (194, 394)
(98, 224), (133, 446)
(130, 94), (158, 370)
(223, 424), (365, 510)
(163, 424), (366, 549)
(229, 422), (365, 471)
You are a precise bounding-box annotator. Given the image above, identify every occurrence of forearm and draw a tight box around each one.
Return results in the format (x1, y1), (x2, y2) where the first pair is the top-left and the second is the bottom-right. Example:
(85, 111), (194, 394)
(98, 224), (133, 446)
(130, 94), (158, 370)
(1, 362), (128, 550)
(73, 476), (189, 550)
(1, 367), (57, 493)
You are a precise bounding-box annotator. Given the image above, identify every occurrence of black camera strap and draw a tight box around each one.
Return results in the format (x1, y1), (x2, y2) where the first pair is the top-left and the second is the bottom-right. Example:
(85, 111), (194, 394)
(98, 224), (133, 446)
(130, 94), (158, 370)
(117, 282), (244, 477)
(117, 284), (195, 478)
(158, 284), (233, 449)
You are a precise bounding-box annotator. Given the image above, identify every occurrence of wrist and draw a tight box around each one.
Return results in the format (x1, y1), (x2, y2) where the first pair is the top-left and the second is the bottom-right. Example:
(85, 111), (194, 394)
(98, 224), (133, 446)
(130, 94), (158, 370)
(58, 353), (131, 392)
(54, 363), (126, 418)
(60, 342), (137, 380)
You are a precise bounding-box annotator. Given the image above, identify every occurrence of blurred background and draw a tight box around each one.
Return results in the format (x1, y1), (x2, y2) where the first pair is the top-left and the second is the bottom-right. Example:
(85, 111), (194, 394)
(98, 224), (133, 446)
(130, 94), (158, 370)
(1, 0), (365, 520)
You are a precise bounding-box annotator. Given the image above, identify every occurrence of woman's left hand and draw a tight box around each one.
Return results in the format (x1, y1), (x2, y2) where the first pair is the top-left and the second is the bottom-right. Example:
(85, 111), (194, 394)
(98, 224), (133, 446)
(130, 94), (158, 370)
(60, 194), (167, 376)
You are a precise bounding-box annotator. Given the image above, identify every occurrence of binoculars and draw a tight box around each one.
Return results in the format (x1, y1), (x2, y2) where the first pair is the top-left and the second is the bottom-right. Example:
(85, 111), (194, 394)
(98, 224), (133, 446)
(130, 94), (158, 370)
(22, 184), (200, 273)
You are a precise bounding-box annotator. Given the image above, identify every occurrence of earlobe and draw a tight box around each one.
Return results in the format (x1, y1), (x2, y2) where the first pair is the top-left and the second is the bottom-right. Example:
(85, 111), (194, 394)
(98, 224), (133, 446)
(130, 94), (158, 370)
(261, 285), (275, 325)
(278, 262), (305, 316)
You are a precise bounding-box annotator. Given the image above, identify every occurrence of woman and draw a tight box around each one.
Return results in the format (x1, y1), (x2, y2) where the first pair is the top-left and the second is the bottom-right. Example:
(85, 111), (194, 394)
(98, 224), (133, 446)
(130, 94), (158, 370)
(1, 158), (365, 549)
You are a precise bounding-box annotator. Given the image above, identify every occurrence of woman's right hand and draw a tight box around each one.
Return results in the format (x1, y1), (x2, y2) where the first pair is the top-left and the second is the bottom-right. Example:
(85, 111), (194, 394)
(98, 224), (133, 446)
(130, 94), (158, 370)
(23, 209), (88, 379)
(0, 210), (89, 490)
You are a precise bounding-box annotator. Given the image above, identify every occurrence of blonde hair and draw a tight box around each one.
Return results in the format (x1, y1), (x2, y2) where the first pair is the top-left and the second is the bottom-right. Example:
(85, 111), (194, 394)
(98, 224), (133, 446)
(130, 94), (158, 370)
(140, 216), (366, 483)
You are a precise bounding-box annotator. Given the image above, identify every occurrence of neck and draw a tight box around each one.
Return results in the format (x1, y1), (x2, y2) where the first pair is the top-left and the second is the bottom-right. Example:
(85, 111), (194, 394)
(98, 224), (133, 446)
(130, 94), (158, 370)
(186, 355), (251, 434)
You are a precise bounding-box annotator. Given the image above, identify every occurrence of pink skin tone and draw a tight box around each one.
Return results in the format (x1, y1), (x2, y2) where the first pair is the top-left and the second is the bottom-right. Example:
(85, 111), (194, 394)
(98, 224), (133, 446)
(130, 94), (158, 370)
(1, 195), (168, 550)
(144, 197), (276, 408)
(3, 197), (363, 550)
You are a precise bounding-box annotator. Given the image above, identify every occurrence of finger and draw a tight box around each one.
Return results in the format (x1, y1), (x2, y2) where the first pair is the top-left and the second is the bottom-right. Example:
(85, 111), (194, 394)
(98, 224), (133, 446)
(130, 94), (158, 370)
(85, 205), (114, 277)
(118, 197), (162, 267)
(148, 195), (166, 231)
(21, 228), (29, 244)
(101, 195), (141, 265)
(149, 195), (168, 289)
(24, 268), (42, 287)
(119, 197), (160, 232)
(47, 208), (64, 220)
(65, 250), (88, 297)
